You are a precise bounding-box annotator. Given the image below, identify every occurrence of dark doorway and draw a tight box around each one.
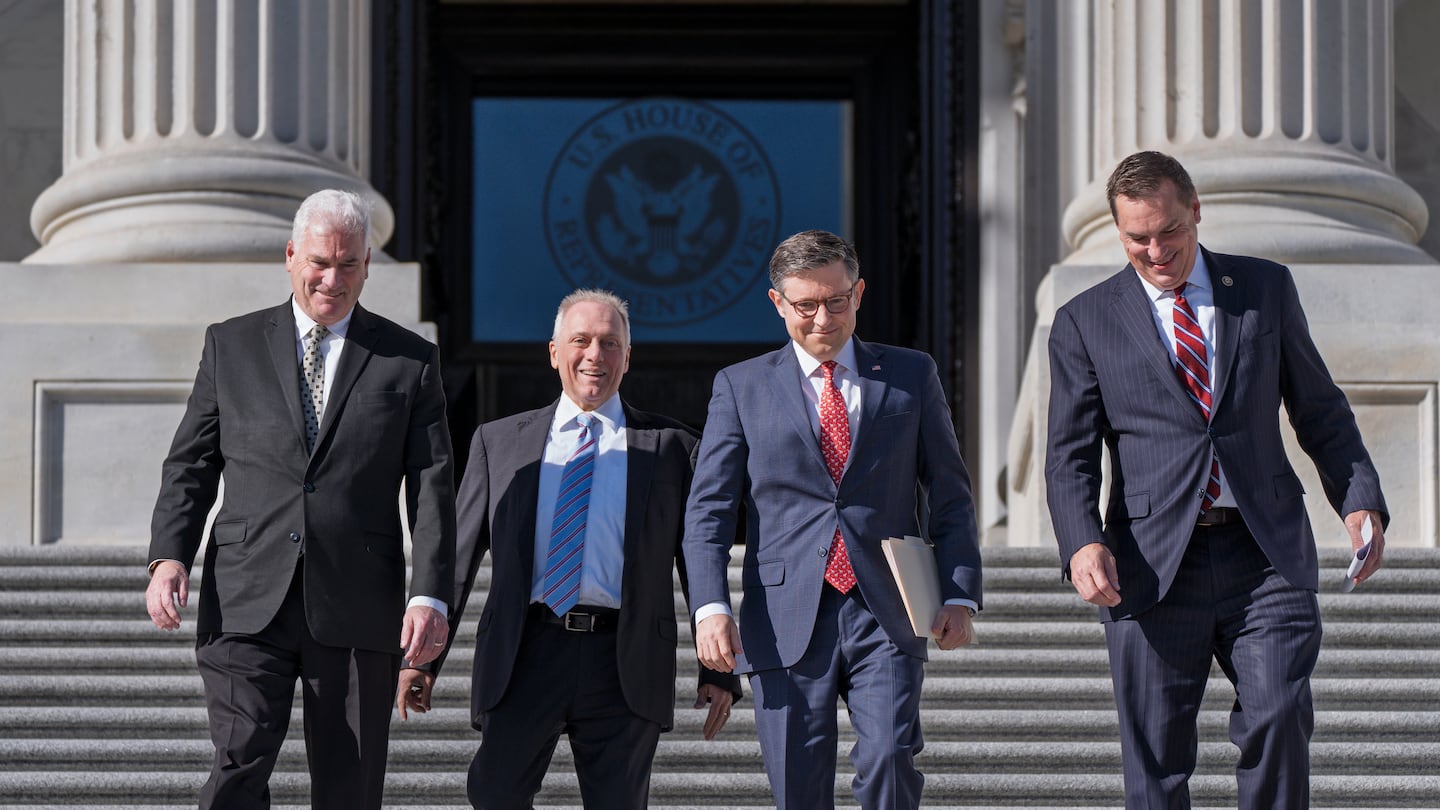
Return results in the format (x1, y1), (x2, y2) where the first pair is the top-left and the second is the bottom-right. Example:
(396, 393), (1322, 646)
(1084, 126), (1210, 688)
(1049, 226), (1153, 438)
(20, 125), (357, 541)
(372, 2), (976, 467)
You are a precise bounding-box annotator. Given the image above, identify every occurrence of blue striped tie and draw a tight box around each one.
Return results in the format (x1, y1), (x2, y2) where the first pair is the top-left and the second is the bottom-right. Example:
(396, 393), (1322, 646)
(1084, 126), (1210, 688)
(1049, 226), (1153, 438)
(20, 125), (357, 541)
(542, 413), (597, 616)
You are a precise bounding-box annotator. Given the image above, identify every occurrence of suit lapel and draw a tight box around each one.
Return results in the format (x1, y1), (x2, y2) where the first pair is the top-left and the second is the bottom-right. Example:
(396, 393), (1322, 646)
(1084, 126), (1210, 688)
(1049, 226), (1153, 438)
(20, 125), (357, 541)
(849, 339), (891, 465)
(765, 346), (828, 472)
(1111, 271), (1201, 420)
(316, 304), (375, 451)
(620, 404), (658, 584)
(264, 301), (310, 451)
(1205, 248), (1242, 414)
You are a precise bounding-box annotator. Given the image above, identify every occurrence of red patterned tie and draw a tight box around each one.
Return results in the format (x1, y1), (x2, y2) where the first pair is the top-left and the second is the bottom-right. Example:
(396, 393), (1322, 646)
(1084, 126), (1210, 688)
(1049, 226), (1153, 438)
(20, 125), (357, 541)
(1172, 283), (1222, 511)
(819, 361), (856, 592)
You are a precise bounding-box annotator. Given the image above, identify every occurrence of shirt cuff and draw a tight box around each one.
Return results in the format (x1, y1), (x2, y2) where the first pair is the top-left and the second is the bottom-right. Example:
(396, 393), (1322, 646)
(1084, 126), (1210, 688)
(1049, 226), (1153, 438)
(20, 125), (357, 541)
(147, 559), (183, 575)
(407, 595), (448, 618)
(693, 601), (732, 624)
(944, 598), (978, 616)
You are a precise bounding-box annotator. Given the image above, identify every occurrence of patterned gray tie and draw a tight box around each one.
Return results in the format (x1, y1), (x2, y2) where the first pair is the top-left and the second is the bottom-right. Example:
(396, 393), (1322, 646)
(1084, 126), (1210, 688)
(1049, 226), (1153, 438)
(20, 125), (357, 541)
(301, 324), (329, 452)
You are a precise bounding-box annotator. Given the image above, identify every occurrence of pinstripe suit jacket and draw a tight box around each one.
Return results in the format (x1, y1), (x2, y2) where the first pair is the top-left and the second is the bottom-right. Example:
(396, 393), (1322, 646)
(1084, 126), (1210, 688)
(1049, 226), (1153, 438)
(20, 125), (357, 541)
(1044, 247), (1387, 620)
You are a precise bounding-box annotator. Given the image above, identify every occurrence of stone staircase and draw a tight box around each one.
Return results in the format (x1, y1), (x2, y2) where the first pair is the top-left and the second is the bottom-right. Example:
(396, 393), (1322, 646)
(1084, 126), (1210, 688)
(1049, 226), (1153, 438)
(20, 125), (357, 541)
(1, 544), (1437, 809)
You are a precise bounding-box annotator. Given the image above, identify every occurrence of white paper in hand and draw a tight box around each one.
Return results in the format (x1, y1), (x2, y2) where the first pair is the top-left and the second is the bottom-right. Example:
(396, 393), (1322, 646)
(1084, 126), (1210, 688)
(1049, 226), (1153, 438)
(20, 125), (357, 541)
(1340, 516), (1374, 594)
(881, 535), (942, 639)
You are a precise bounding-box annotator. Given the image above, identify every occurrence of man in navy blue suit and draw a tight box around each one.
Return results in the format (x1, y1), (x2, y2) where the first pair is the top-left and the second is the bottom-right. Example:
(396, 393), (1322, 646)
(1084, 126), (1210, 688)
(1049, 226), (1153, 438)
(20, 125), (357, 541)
(1045, 151), (1389, 808)
(684, 230), (983, 809)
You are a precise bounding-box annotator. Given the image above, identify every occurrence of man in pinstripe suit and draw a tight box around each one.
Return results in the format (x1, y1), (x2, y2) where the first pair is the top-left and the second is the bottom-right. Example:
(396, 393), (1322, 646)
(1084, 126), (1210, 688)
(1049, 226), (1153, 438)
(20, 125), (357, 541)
(1044, 151), (1389, 809)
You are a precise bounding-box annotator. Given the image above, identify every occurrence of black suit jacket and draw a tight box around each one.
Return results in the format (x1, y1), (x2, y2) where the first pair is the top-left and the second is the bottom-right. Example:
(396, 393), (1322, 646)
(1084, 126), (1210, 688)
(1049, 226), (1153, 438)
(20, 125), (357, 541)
(433, 398), (740, 732)
(149, 301), (456, 653)
(1045, 248), (1387, 619)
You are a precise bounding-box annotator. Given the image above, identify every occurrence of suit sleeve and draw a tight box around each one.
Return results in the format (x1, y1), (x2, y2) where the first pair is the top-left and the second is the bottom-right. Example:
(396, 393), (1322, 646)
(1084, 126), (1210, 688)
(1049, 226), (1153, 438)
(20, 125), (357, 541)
(421, 423), (492, 679)
(672, 429), (744, 701)
(682, 368), (748, 615)
(403, 344), (457, 607)
(149, 326), (224, 568)
(915, 354), (984, 607)
(1044, 306), (1111, 570)
(1274, 267), (1388, 524)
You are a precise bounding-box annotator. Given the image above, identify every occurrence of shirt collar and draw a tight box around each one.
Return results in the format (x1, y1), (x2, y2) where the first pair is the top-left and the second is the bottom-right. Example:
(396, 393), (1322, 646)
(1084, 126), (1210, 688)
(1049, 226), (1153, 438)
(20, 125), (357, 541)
(1136, 249), (1212, 303)
(792, 338), (859, 379)
(555, 392), (625, 434)
(291, 297), (354, 340)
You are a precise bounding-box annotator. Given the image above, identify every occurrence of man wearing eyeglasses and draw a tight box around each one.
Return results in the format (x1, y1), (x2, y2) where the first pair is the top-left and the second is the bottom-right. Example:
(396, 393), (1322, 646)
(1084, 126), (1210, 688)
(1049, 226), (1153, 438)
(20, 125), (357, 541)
(683, 229), (984, 809)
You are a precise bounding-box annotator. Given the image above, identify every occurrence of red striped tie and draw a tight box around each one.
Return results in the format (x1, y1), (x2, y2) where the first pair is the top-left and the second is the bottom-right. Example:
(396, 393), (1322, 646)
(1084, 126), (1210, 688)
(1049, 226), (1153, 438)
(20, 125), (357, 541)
(819, 361), (856, 593)
(1172, 283), (1222, 511)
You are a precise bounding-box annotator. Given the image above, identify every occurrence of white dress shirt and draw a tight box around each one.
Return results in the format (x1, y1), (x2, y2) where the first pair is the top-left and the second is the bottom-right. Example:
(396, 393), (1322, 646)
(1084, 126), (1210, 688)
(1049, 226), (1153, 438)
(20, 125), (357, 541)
(1135, 253), (1236, 508)
(530, 394), (628, 610)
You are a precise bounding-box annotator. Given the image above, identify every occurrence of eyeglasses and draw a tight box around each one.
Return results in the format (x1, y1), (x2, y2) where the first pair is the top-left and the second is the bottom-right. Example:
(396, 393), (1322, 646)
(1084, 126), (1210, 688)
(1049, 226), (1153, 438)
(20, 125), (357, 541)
(779, 285), (856, 318)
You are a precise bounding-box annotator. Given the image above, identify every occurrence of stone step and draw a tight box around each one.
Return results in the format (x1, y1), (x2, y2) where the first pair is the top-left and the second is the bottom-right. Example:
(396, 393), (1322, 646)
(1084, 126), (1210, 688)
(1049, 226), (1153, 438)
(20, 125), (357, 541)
(3, 769), (1440, 806)
(7, 587), (1439, 626)
(3, 738), (1437, 776)
(7, 645), (1435, 678)
(2, 673), (1437, 712)
(4, 617), (1438, 651)
(4, 707), (1439, 744)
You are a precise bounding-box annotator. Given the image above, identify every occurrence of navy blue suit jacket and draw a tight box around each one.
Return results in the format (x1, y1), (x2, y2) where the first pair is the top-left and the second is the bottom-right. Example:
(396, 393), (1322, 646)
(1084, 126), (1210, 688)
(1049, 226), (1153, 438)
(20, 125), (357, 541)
(684, 339), (983, 672)
(1044, 248), (1387, 620)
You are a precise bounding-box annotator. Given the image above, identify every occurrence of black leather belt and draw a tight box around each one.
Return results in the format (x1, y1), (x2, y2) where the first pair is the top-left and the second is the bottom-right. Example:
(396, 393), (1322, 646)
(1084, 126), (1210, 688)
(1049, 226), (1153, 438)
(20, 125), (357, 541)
(530, 603), (619, 633)
(1196, 507), (1244, 527)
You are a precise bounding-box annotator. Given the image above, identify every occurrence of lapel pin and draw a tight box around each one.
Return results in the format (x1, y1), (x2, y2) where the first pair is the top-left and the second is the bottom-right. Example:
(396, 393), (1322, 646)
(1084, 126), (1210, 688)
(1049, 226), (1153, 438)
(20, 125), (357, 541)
(1221, 276), (1233, 287)
(872, 365), (881, 371)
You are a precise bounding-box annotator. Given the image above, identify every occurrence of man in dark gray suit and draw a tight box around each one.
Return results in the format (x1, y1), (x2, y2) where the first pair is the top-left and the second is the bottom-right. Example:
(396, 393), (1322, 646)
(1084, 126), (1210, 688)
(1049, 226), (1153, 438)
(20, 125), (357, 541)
(398, 289), (740, 809)
(685, 230), (982, 809)
(1045, 151), (1389, 808)
(144, 189), (456, 810)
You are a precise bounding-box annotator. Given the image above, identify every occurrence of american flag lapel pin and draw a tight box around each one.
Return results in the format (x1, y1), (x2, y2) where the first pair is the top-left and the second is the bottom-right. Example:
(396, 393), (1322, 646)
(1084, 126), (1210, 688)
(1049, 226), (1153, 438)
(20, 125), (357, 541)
(872, 364), (881, 371)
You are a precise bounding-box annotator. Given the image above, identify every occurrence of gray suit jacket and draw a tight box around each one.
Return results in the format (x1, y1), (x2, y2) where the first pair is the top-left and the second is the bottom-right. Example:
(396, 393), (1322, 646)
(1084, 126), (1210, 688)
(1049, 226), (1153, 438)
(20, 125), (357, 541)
(684, 338), (983, 672)
(149, 301), (456, 653)
(434, 399), (741, 732)
(1044, 248), (1387, 619)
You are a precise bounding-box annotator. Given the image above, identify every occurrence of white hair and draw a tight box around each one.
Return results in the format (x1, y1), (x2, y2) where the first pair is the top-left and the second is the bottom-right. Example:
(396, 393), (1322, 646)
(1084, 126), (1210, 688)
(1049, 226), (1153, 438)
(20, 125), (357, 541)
(552, 289), (632, 346)
(291, 189), (372, 248)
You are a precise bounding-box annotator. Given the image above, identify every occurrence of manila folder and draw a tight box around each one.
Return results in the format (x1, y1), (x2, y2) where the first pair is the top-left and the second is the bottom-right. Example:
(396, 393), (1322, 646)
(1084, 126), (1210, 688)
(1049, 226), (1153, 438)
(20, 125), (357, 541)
(881, 535), (941, 639)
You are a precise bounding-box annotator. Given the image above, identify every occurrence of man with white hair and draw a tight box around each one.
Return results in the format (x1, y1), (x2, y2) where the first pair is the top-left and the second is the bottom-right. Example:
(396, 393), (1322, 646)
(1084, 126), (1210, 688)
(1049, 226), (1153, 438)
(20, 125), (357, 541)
(145, 189), (456, 809)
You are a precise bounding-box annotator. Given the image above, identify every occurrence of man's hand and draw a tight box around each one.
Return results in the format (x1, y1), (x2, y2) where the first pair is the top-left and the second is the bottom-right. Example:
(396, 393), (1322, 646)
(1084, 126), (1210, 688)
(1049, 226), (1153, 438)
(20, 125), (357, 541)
(145, 561), (190, 631)
(396, 668), (435, 721)
(1069, 543), (1122, 607)
(693, 683), (733, 741)
(932, 605), (975, 650)
(695, 614), (743, 673)
(399, 605), (449, 667)
(1344, 509), (1386, 586)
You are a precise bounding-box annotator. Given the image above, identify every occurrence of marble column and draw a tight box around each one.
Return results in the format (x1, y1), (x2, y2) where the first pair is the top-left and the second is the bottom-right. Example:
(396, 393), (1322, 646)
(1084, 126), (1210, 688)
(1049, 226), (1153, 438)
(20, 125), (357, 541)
(1062, 0), (1429, 267)
(25, 0), (393, 263)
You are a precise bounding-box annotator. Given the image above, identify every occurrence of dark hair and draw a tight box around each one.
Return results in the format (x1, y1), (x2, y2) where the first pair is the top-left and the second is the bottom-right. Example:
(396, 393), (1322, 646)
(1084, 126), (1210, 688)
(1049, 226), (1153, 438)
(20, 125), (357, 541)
(768, 230), (860, 290)
(1105, 151), (1197, 221)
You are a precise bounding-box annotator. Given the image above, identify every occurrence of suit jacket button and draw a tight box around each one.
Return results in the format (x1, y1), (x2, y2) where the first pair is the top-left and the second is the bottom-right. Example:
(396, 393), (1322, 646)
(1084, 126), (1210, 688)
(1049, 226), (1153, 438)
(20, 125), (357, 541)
(303, 481), (315, 493)
(818, 547), (828, 557)
(289, 532), (301, 543)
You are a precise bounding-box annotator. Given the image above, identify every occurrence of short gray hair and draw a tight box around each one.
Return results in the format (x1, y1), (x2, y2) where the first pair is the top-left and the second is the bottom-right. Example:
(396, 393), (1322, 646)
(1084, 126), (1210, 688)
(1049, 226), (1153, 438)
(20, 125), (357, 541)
(552, 289), (632, 346)
(291, 189), (371, 248)
(768, 230), (860, 290)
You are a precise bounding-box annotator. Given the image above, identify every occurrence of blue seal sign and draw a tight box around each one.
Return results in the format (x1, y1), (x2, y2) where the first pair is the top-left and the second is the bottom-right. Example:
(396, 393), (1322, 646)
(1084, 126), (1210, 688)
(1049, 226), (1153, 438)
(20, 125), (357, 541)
(544, 98), (782, 327)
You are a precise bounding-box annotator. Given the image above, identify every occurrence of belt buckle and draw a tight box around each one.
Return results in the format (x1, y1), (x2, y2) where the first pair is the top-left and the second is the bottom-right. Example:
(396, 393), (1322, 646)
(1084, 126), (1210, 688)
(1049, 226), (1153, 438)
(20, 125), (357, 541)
(562, 612), (595, 632)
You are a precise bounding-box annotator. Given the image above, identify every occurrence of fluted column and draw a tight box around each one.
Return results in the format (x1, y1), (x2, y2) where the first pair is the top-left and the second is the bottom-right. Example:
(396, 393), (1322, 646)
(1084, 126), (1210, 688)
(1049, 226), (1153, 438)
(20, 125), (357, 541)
(25, 0), (393, 263)
(1062, 0), (1430, 265)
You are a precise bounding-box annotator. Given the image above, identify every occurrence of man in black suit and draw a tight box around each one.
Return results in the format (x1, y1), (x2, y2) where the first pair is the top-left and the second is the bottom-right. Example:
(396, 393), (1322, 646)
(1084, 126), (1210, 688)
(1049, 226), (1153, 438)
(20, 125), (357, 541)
(144, 189), (456, 810)
(398, 289), (740, 809)
(1045, 151), (1388, 808)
